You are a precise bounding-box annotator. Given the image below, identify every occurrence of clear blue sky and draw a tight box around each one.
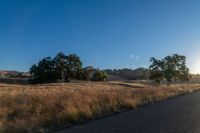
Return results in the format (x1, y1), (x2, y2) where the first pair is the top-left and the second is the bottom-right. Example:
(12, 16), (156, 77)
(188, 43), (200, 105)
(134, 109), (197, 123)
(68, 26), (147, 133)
(1, 0), (200, 73)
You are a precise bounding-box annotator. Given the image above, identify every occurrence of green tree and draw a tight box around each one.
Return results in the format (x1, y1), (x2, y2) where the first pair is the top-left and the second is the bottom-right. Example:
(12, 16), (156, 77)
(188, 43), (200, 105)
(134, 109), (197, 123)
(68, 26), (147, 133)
(162, 54), (190, 83)
(30, 57), (57, 83)
(53, 52), (68, 82)
(65, 54), (83, 81)
(92, 71), (107, 81)
(149, 57), (164, 83)
(149, 54), (190, 84)
(53, 53), (83, 82)
(76, 68), (89, 80)
(30, 52), (85, 84)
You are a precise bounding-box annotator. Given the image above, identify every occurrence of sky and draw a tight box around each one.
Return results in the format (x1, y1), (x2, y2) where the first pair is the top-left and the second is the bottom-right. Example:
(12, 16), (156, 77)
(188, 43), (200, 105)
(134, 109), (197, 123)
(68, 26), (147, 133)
(1, 0), (200, 73)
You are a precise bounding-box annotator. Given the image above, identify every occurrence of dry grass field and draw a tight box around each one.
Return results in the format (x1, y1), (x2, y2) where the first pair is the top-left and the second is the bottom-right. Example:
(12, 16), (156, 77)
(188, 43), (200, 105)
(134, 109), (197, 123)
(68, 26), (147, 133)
(0, 81), (200, 133)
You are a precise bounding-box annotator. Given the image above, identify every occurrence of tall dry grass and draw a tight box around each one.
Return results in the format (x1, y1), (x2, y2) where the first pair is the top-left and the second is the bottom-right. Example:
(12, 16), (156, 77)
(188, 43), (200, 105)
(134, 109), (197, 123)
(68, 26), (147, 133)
(0, 81), (200, 133)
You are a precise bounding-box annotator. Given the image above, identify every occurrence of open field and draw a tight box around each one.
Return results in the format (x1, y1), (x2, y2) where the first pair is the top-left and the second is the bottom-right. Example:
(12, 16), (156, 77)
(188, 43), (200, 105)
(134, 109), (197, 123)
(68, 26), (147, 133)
(0, 81), (200, 133)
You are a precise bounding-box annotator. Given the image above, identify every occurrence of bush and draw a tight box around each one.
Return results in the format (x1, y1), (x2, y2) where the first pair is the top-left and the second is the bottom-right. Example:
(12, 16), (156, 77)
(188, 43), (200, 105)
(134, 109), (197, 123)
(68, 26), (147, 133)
(92, 71), (107, 81)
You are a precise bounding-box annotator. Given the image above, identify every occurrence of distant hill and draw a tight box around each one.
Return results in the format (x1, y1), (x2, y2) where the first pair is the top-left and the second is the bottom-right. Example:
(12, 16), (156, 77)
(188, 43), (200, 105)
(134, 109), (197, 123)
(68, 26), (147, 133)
(0, 70), (30, 84)
(0, 70), (30, 78)
(104, 68), (150, 81)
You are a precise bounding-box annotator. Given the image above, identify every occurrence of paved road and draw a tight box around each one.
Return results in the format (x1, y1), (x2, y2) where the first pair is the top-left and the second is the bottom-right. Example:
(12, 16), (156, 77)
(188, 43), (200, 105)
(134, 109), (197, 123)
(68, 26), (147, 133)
(55, 91), (200, 133)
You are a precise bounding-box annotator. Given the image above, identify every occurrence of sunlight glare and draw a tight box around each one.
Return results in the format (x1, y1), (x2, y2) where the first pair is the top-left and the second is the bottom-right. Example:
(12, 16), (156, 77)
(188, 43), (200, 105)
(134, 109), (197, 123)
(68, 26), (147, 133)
(191, 60), (200, 74)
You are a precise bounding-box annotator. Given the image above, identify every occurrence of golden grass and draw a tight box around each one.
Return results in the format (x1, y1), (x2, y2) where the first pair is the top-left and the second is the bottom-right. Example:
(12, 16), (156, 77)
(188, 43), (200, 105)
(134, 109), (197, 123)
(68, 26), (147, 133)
(0, 81), (200, 133)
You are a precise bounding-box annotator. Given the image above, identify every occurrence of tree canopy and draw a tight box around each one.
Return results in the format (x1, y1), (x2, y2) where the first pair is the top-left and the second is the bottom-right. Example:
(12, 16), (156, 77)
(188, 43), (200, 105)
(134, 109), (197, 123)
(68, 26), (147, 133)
(30, 53), (85, 84)
(149, 54), (190, 84)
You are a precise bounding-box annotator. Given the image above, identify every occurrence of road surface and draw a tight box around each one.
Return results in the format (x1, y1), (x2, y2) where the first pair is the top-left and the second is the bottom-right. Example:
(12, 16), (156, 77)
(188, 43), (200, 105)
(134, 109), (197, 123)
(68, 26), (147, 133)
(55, 91), (200, 133)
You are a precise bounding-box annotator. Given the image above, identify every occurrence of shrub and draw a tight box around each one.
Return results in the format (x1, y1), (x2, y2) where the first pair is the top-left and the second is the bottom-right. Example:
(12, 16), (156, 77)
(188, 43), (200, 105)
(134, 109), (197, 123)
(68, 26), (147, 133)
(92, 71), (107, 81)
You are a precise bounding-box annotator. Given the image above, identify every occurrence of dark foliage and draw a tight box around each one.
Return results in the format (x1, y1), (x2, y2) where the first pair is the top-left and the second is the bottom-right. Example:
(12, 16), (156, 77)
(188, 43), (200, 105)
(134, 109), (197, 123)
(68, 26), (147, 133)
(29, 53), (84, 84)
(149, 54), (190, 84)
(92, 71), (107, 81)
(29, 57), (58, 84)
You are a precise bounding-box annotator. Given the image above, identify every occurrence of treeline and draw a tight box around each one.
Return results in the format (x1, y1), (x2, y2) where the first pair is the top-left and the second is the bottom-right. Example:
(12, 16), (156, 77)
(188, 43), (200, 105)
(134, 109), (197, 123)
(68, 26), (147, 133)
(29, 53), (190, 84)
(29, 52), (107, 84)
